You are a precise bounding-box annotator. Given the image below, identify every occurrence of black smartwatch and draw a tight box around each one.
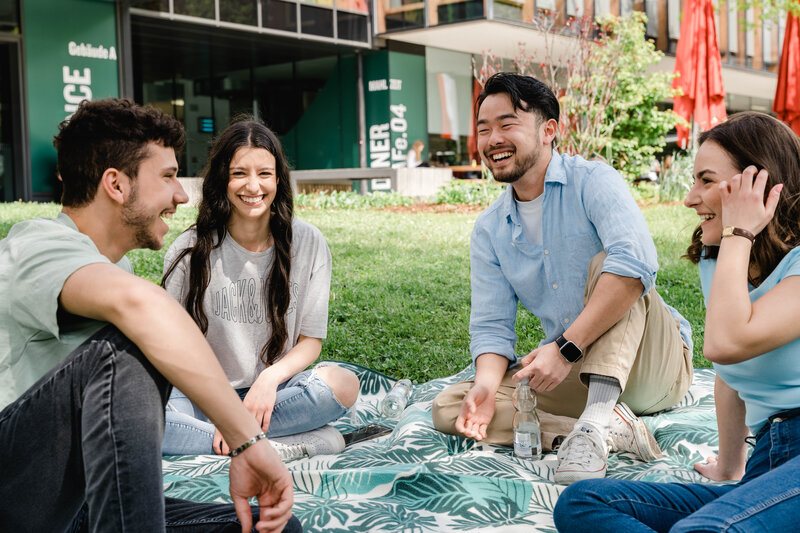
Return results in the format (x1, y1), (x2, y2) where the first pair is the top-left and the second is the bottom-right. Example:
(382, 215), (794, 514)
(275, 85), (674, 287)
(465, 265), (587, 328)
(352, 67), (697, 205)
(555, 335), (583, 363)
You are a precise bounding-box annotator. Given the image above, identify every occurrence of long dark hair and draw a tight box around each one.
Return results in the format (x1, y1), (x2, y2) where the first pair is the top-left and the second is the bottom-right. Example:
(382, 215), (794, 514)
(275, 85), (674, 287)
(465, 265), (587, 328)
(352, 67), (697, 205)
(163, 119), (294, 366)
(685, 112), (800, 286)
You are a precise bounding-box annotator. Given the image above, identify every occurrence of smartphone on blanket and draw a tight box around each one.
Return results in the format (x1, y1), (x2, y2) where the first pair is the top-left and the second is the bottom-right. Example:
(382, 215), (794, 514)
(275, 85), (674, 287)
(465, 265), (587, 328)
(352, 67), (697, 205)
(343, 424), (393, 446)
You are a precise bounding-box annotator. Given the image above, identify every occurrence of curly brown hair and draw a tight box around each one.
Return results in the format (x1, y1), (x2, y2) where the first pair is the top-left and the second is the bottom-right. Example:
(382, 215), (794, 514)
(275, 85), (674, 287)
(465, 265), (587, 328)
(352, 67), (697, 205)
(53, 98), (185, 207)
(684, 112), (800, 286)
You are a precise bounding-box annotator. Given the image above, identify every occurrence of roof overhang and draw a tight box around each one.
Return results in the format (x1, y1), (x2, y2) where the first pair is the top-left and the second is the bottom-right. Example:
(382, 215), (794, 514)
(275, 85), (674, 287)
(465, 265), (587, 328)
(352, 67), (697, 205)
(379, 19), (777, 101)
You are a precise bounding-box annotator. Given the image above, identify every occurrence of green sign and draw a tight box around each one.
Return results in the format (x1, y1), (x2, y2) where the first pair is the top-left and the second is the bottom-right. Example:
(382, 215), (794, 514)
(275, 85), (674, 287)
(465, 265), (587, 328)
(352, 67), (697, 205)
(23, 0), (119, 198)
(363, 50), (427, 173)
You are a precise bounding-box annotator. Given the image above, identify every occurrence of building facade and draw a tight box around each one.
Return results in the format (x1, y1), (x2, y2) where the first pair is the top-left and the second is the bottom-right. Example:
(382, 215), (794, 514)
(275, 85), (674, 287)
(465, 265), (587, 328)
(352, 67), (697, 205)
(0, 0), (787, 201)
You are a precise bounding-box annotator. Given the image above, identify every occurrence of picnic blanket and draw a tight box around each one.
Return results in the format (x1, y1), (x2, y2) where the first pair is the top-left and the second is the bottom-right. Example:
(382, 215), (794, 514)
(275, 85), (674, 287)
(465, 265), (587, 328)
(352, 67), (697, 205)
(163, 363), (720, 532)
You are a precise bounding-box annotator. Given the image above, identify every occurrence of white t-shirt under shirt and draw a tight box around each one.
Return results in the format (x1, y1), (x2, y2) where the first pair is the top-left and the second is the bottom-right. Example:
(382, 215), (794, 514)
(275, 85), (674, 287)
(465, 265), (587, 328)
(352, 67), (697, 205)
(515, 193), (544, 245)
(163, 219), (332, 388)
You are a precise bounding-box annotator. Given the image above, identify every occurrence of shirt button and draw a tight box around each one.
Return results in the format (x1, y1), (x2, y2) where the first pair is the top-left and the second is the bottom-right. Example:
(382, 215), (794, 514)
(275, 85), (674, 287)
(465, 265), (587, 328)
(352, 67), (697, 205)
(552, 284), (558, 289)
(544, 250), (549, 255)
(563, 318), (570, 323)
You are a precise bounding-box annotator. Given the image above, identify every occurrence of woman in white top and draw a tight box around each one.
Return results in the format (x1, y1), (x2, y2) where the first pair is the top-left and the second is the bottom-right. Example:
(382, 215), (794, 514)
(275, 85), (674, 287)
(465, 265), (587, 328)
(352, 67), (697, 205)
(161, 119), (359, 457)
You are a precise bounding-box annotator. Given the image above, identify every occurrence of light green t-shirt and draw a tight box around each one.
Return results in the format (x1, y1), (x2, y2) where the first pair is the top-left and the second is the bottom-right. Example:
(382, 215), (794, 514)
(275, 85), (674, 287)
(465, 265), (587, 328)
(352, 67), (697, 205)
(0, 212), (132, 410)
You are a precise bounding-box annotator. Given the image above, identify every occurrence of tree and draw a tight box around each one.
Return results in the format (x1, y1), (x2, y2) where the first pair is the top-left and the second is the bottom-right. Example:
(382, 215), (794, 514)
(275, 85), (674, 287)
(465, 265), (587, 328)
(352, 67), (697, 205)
(475, 12), (681, 182)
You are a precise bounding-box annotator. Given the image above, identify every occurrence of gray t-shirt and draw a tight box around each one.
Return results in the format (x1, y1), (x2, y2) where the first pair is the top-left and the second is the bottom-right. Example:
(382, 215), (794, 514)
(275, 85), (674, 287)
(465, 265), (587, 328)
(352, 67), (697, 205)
(0, 213), (133, 410)
(163, 219), (331, 388)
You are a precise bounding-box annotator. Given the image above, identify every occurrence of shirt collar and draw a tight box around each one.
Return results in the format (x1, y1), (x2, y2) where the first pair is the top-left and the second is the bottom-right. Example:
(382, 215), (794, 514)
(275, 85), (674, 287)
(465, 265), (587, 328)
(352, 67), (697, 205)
(501, 149), (564, 225)
(57, 211), (80, 231)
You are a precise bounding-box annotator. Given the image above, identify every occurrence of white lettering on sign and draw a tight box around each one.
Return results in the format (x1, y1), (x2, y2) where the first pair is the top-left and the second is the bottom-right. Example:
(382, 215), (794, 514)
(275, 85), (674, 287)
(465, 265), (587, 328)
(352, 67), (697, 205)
(68, 41), (117, 61)
(368, 103), (411, 169)
(389, 104), (408, 168)
(368, 79), (388, 92)
(63, 66), (92, 116)
(389, 79), (402, 90)
(368, 123), (390, 168)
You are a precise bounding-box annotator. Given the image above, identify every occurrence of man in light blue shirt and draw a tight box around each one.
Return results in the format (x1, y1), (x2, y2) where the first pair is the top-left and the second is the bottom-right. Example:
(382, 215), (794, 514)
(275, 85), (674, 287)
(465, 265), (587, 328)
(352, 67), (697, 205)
(432, 73), (693, 485)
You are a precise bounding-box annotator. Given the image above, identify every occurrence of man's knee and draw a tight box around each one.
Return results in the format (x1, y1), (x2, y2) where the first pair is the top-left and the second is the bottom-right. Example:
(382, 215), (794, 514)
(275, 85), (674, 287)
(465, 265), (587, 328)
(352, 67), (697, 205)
(85, 325), (171, 412)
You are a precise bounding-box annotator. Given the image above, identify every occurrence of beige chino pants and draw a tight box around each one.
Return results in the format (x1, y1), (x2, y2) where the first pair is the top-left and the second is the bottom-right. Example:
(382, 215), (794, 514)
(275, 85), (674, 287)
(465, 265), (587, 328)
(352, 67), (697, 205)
(432, 252), (693, 450)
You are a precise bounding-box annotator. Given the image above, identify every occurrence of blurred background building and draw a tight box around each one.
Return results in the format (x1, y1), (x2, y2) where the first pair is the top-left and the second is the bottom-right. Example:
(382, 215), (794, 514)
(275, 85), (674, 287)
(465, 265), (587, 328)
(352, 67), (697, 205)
(0, 0), (786, 201)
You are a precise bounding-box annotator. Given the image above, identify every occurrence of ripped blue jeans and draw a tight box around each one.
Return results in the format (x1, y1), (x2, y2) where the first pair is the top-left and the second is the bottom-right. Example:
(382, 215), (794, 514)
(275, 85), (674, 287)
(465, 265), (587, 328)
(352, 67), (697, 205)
(162, 365), (347, 455)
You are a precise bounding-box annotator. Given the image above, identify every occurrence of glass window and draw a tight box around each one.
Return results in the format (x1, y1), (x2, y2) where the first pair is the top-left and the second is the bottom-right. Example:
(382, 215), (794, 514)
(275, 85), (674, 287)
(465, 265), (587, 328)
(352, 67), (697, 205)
(263, 0), (297, 31)
(130, 0), (168, 13)
(337, 11), (368, 41)
(384, 0), (424, 32)
(644, 0), (658, 39)
(220, 0), (258, 25)
(337, 0), (369, 13)
(174, 0), (215, 19)
(300, 4), (334, 37)
(436, 0), (483, 25)
(566, 0), (584, 18)
(426, 48), (473, 166)
(668, 0), (679, 40)
(0, 0), (19, 32)
(727, 2), (738, 54)
(594, 0), (610, 16)
(0, 42), (19, 200)
(494, 0), (525, 23)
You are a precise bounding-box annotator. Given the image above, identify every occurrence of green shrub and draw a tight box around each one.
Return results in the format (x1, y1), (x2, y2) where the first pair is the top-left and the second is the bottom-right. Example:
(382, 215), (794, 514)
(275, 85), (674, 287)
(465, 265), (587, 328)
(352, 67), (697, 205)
(658, 150), (695, 203)
(434, 180), (506, 205)
(295, 191), (413, 209)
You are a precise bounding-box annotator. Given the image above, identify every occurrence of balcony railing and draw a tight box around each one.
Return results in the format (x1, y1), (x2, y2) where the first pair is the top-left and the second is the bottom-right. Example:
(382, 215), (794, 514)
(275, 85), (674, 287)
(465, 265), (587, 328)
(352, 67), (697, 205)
(376, 0), (787, 73)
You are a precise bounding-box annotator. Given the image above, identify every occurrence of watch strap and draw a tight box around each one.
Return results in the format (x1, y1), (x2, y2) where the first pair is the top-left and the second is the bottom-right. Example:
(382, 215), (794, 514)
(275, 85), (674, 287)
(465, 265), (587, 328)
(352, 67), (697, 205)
(722, 226), (755, 243)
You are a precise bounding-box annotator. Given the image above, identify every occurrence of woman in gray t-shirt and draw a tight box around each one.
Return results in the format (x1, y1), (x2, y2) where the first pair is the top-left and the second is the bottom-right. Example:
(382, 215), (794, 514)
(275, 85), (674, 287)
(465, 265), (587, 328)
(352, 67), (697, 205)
(161, 120), (359, 458)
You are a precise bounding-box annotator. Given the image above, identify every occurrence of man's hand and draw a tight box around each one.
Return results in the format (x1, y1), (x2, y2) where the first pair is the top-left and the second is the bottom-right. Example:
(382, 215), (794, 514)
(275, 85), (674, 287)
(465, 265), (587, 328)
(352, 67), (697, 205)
(512, 342), (572, 392)
(229, 440), (294, 533)
(243, 375), (280, 432)
(455, 384), (496, 441)
(694, 454), (745, 482)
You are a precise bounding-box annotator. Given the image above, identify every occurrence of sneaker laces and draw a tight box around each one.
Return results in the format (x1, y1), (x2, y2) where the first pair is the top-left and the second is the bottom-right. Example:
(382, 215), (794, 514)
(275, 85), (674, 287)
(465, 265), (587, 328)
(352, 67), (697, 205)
(271, 441), (306, 462)
(558, 431), (605, 468)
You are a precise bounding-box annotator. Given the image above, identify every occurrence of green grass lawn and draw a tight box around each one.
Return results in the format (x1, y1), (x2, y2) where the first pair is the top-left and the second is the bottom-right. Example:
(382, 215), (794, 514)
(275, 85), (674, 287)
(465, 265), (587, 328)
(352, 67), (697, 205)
(0, 201), (707, 382)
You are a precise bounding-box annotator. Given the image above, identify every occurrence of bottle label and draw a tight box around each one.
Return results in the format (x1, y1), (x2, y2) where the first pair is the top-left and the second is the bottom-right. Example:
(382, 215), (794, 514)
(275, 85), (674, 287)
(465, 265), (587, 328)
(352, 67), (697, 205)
(514, 431), (533, 457)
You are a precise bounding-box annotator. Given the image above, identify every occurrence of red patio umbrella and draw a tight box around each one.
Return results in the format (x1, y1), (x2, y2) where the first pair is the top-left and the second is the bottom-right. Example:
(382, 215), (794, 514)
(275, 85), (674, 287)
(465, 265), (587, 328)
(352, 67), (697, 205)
(774, 13), (800, 136)
(672, 0), (727, 148)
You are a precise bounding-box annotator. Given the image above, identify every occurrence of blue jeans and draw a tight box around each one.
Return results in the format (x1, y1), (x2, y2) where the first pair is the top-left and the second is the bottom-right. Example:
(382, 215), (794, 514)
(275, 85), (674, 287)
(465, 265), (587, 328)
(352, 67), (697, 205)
(554, 412), (800, 532)
(163, 365), (347, 455)
(0, 325), (301, 533)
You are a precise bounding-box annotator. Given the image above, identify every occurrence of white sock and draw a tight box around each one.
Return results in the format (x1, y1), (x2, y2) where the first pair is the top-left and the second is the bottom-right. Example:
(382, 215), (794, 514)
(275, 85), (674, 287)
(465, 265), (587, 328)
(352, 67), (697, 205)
(576, 374), (622, 440)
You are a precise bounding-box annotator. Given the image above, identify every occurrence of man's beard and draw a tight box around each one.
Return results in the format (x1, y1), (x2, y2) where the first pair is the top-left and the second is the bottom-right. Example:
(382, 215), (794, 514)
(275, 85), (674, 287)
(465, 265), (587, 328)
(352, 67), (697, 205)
(488, 148), (538, 184)
(122, 183), (162, 250)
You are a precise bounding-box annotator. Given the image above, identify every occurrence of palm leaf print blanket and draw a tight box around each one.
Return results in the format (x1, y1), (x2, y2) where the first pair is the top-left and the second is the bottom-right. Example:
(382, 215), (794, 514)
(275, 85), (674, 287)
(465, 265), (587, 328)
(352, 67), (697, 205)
(163, 364), (720, 532)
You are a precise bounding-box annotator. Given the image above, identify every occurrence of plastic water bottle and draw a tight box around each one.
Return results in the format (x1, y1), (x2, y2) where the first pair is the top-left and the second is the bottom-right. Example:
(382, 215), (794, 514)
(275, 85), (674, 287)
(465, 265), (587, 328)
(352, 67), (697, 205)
(513, 383), (542, 460)
(380, 379), (413, 419)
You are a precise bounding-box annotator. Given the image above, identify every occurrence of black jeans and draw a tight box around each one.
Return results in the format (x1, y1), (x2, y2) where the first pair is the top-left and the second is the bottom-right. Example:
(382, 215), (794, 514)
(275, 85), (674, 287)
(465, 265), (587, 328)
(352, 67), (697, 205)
(0, 325), (301, 532)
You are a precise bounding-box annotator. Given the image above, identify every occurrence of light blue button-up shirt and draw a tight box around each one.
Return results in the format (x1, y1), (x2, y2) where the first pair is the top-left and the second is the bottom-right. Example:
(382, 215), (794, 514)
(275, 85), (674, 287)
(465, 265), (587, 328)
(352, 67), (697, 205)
(469, 150), (692, 365)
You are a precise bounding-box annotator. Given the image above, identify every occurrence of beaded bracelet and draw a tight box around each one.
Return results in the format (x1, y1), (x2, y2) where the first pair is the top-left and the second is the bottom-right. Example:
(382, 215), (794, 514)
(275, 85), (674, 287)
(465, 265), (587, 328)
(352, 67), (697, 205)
(229, 432), (268, 457)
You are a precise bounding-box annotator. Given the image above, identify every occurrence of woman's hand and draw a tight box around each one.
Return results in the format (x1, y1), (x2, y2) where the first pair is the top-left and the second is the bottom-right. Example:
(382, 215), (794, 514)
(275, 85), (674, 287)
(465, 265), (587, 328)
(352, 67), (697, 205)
(243, 372), (280, 433)
(719, 165), (782, 236)
(694, 454), (745, 481)
(213, 428), (230, 455)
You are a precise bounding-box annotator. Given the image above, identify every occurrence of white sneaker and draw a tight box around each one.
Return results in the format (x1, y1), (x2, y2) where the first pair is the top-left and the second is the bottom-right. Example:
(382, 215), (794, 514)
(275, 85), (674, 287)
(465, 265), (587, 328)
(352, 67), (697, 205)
(554, 423), (608, 485)
(269, 425), (345, 462)
(607, 402), (663, 462)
